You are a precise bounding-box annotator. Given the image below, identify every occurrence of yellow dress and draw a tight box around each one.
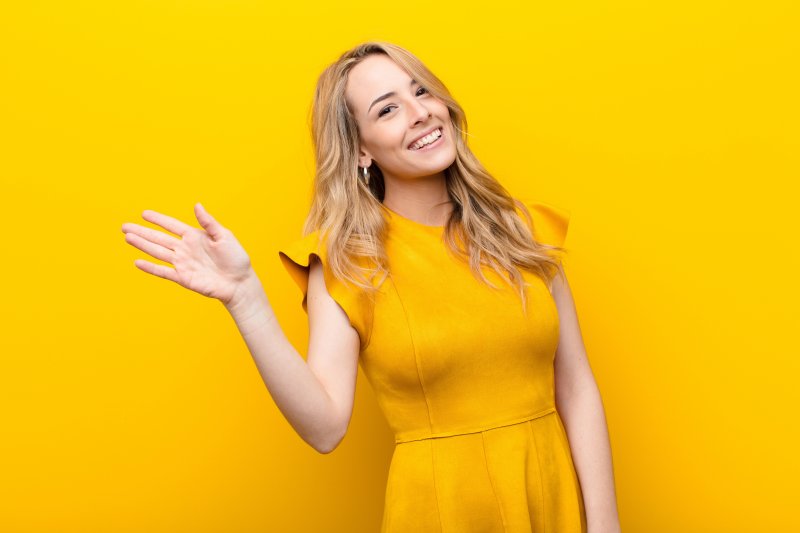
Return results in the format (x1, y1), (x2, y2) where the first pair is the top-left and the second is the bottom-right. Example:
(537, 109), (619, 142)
(278, 198), (587, 533)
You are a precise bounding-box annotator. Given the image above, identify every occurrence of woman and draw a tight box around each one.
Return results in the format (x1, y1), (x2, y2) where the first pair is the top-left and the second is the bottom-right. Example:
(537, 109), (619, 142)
(121, 41), (621, 533)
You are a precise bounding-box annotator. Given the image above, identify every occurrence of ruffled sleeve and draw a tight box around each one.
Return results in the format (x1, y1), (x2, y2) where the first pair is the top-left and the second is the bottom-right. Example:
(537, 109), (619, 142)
(277, 230), (373, 350)
(518, 198), (571, 248)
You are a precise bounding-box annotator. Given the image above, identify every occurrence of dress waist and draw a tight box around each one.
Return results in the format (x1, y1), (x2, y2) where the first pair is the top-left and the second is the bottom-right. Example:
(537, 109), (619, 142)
(394, 406), (557, 444)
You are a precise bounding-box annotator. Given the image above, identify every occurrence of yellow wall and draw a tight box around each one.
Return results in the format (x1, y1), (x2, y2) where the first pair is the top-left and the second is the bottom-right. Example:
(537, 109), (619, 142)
(1, 1), (797, 531)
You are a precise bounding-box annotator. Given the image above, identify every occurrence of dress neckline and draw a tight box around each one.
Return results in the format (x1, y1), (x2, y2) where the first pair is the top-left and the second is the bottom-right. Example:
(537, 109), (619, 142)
(380, 203), (446, 231)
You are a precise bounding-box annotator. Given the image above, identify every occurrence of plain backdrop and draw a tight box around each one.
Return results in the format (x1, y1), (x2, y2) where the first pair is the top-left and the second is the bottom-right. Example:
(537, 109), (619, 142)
(1, 1), (798, 531)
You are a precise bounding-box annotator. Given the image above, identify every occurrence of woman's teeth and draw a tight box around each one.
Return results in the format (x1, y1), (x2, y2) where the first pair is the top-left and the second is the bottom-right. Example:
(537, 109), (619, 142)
(410, 128), (442, 151)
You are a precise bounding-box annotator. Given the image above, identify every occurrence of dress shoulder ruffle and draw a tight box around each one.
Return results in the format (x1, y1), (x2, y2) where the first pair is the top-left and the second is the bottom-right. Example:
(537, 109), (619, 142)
(278, 230), (374, 349)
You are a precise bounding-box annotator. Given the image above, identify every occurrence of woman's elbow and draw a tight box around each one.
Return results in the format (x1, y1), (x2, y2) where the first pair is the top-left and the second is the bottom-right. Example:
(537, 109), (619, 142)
(313, 422), (348, 454)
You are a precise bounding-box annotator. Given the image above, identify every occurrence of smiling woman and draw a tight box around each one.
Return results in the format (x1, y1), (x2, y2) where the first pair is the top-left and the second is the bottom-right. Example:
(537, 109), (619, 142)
(305, 43), (568, 307)
(343, 53), (458, 225)
(122, 40), (620, 533)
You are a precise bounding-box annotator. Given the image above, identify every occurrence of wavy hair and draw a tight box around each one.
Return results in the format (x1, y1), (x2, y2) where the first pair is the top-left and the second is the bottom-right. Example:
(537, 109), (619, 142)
(303, 41), (566, 312)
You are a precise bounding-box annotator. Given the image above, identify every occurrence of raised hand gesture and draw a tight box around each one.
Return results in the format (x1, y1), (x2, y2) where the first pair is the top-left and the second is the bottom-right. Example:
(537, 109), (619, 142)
(121, 203), (253, 306)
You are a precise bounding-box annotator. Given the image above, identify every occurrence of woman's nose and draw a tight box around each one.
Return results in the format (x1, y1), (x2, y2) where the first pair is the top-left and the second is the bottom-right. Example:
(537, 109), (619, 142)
(409, 99), (432, 125)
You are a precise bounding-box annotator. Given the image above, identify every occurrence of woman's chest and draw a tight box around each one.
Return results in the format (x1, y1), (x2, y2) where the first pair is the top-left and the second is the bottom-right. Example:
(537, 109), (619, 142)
(359, 234), (561, 390)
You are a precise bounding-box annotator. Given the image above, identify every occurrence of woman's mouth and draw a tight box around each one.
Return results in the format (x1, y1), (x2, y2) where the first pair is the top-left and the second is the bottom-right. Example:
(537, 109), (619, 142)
(408, 128), (443, 151)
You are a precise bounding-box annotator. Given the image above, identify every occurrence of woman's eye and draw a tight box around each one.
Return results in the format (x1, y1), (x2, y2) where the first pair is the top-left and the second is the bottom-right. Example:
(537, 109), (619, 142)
(377, 88), (427, 117)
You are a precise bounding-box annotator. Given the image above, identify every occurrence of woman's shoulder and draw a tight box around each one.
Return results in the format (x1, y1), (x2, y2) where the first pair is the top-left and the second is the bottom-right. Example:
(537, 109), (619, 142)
(277, 229), (375, 349)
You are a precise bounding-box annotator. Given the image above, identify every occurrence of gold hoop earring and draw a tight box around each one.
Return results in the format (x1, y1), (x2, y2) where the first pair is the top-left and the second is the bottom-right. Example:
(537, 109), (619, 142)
(361, 165), (370, 186)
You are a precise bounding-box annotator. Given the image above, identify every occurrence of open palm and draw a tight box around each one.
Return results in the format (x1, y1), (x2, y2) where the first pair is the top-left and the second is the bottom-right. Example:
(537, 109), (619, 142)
(121, 203), (252, 305)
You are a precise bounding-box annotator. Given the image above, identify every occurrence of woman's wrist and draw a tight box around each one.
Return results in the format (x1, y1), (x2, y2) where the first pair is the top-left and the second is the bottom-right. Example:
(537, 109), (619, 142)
(223, 268), (270, 319)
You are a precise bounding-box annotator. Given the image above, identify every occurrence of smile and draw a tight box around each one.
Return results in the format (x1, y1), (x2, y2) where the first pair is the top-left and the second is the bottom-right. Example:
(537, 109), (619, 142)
(408, 128), (443, 151)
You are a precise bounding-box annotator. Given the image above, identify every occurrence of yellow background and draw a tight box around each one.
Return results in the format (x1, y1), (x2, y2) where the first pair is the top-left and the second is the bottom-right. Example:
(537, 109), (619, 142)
(1, 1), (798, 531)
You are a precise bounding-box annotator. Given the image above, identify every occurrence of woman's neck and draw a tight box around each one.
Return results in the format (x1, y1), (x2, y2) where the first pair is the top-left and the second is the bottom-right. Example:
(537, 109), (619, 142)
(382, 172), (452, 226)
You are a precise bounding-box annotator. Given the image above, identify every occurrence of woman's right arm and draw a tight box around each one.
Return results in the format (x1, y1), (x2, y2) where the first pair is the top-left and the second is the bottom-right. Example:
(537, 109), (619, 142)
(121, 203), (359, 454)
(224, 256), (360, 454)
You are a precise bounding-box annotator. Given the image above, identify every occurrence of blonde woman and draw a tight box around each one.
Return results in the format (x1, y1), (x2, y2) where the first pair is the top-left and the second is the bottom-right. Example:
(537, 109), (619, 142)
(121, 41), (621, 533)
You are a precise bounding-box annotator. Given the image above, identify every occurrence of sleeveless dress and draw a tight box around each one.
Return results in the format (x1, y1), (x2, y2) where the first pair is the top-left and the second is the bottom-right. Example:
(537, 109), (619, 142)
(278, 198), (587, 533)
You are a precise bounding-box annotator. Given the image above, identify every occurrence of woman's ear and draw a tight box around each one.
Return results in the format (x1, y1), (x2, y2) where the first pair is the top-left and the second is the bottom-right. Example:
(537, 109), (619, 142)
(358, 143), (374, 168)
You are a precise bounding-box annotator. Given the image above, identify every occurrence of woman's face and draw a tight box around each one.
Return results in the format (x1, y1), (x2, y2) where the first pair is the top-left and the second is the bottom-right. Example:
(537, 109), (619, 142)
(345, 54), (457, 181)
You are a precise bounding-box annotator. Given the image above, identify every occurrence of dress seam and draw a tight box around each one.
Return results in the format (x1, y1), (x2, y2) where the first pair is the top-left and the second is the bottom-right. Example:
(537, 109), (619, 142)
(481, 432), (507, 531)
(388, 272), (436, 436)
(389, 271), (442, 530)
(395, 407), (556, 444)
(430, 440), (444, 532)
(528, 420), (547, 533)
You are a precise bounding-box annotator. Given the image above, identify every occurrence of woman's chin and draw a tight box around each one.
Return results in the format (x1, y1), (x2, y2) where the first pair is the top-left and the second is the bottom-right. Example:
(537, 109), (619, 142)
(405, 150), (456, 174)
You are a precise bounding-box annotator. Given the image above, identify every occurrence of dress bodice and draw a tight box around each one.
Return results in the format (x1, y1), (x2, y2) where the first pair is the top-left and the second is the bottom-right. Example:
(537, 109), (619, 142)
(278, 198), (570, 444)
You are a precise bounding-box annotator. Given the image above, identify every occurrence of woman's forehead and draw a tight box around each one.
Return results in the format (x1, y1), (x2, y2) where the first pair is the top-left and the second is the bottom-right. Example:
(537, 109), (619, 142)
(347, 56), (412, 112)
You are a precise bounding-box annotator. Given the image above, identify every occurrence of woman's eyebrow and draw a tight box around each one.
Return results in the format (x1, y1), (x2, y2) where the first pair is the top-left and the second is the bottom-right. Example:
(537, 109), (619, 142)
(367, 79), (417, 114)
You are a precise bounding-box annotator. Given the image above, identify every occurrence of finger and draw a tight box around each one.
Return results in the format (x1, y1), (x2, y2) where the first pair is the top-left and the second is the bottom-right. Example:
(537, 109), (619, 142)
(125, 233), (175, 264)
(141, 210), (193, 237)
(133, 259), (180, 284)
(121, 223), (180, 251)
(194, 203), (225, 241)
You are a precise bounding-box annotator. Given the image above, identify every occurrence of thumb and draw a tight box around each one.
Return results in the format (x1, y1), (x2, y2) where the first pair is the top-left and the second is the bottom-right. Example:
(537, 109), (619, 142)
(194, 203), (224, 240)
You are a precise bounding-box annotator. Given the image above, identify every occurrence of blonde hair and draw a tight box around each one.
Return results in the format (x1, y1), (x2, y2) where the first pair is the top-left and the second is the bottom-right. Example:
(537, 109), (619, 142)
(304, 41), (566, 312)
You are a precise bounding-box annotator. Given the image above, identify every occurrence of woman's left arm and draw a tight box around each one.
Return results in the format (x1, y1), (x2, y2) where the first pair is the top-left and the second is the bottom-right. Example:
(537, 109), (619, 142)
(550, 265), (622, 533)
